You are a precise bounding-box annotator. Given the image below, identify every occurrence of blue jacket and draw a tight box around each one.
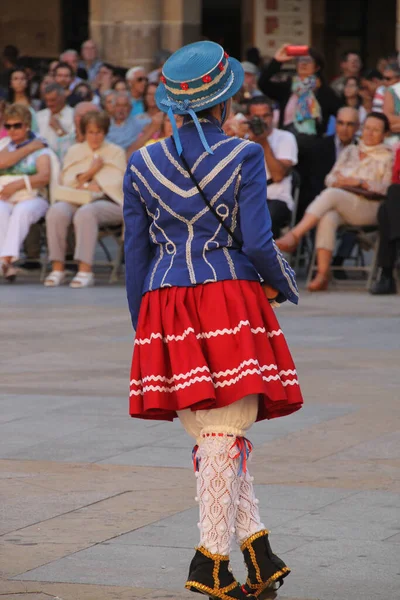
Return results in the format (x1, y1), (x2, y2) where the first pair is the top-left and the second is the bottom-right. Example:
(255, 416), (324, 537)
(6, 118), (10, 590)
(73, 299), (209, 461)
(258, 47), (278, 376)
(123, 118), (299, 329)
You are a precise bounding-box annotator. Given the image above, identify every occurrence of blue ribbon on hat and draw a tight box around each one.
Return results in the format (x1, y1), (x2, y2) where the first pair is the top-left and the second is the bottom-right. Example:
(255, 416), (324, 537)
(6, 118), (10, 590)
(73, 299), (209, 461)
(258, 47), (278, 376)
(160, 97), (214, 156)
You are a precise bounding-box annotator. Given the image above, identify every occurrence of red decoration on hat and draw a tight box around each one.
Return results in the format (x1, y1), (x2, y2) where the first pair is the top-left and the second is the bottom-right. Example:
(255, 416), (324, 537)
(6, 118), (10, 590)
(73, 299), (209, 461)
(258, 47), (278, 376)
(218, 62), (224, 71)
(160, 75), (166, 84)
(202, 74), (212, 83)
(180, 82), (189, 90)
(224, 51), (229, 59)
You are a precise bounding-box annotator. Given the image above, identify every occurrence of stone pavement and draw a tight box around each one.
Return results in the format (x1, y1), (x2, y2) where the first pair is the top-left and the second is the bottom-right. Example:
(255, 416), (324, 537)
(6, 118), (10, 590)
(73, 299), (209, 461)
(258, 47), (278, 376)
(0, 281), (399, 600)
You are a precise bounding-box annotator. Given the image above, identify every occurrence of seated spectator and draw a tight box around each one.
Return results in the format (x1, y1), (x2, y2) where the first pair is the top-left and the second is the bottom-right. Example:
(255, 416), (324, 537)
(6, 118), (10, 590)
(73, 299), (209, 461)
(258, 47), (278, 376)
(148, 49), (172, 84)
(259, 44), (341, 138)
(331, 51), (362, 97)
(360, 69), (383, 113)
(102, 90), (117, 117)
(0, 104), (51, 281)
(94, 63), (115, 97)
(48, 60), (59, 77)
(247, 96), (298, 237)
(79, 40), (102, 83)
(69, 81), (97, 107)
(53, 62), (74, 99)
(7, 68), (39, 132)
(44, 111), (126, 288)
(245, 46), (263, 70)
(297, 106), (359, 216)
(106, 91), (150, 156)
(143, 82), (161, 119)
(342, 76), (367, 131)
(376, 56), (389, 76)
(112, 78), (128, 93)
(126, 66), (147, 116)
(37, 83), (74, 160)
(373, 63), (400, 113)
(143, 113), (182, 146)
(277, 112), (393, 291)
(370, 147), (400, 295)
(60, 49), (86, 89)
(383, 70), (400, 146)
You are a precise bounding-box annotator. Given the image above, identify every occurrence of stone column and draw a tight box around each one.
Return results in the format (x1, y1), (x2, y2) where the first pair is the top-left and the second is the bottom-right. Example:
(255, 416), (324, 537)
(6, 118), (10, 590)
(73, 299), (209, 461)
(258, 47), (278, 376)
(161, 0), (202, 51)
(90, 0), (163, 69)
(90, 0), (201, 70)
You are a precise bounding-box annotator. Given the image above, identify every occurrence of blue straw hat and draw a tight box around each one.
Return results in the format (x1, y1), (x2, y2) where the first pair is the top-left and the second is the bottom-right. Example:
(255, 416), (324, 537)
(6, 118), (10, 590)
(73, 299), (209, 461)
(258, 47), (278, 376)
(155, 41), (244, 155)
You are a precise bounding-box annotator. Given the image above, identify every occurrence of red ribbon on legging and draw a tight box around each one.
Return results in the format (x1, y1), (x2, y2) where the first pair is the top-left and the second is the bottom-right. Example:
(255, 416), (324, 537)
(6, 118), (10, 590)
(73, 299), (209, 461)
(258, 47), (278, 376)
(230, 437), (253, 475)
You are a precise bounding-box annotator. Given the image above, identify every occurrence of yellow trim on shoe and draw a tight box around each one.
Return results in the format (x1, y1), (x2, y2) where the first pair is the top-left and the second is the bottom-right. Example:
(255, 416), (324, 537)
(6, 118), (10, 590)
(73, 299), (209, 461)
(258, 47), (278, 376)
(195, 545), (230, 561)
(245, 567), (291, 598)
(185, 579), (240, 599)
(240, 529), (270, 552)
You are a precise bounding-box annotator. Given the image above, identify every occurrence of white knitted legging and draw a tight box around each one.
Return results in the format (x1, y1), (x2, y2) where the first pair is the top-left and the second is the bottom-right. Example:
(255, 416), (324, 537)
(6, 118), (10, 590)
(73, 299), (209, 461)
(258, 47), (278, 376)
(178, 395), (264, 555)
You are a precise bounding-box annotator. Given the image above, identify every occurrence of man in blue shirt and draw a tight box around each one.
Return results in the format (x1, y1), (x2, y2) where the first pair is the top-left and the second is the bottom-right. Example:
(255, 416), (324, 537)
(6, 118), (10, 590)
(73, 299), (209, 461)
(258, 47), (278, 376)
(106, 92), (150, 156)
(125, 66), (147, 117)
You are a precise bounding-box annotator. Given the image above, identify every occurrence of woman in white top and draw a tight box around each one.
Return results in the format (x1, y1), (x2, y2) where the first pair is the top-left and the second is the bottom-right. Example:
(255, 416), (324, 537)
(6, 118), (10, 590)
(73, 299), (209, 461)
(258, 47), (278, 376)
(277, 112), (393, 290)
(0, 104), (51, 281)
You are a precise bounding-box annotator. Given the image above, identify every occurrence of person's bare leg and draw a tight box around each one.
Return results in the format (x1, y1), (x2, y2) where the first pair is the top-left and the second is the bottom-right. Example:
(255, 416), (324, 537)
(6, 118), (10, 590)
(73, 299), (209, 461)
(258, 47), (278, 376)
(308, 248), (332, 291)
(277, 213), (319, 252)
(51, 260), (65, 272)
(77, 261), (92, 273)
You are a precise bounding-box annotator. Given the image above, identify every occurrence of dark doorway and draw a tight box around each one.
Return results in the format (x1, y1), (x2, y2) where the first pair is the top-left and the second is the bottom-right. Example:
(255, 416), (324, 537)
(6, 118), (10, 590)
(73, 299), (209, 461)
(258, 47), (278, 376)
(202, 0), (242, 60)
(61, 0), (89, 51)
(324, 0), (396, 79)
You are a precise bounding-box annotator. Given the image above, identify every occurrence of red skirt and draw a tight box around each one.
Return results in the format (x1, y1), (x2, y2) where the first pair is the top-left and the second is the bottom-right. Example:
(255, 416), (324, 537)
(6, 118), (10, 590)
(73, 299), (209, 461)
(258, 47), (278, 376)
(129, 280), (303, 421)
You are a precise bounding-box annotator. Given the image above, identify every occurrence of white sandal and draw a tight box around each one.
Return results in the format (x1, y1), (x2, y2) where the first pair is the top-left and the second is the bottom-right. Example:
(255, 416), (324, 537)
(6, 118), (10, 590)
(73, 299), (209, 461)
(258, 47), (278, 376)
(70, 271), (95, 288)
(44, 271), (66, 287)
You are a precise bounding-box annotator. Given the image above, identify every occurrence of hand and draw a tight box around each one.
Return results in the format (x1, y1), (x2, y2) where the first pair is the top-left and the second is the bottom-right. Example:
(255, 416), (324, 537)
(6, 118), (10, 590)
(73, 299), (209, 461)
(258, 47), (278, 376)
(262, 283), (279, 300)
(274, 44), (294, 63)
(29, 139), (46, 152)
(90, 155), (104, 173)
(49, 114), (61, 131)
(0, 180), (22, 200)
(248, 129), (268, 145)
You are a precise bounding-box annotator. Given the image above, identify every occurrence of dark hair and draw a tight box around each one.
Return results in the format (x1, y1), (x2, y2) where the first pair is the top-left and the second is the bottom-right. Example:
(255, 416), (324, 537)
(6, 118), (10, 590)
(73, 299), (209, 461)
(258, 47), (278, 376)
(308, 47), (325, 72)
(365, 111), (390, 133)
(72, 81), (93, 101)
(361, 69), (383, 81)
(54, 62), (74, 77)
(341, 50), (361, 62)
(102, 62), (116, 74)
(247, 95), (274, 111)
(80, 110), (110, 135)
(245, 47), (261, 67)
(3, 45), (19, 62)
(7, 68), (30, 104)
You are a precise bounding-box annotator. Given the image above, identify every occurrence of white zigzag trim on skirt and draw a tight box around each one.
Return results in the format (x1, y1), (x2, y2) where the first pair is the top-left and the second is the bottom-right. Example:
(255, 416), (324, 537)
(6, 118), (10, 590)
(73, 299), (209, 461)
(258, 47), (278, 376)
(130, 362), (299, 395)
(130, 359), (287, 386)
(134, 320), (282, 345)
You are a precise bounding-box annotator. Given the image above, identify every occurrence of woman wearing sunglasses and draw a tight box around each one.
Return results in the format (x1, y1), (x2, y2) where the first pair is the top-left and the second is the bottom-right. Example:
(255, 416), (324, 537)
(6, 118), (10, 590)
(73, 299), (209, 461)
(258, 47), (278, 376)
(0, 104), (51, 281)
(125, 66), (148, 117)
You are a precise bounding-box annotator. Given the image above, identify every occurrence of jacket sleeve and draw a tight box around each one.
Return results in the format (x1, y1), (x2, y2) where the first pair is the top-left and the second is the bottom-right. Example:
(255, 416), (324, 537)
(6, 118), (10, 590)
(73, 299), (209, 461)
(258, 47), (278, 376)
(123, 160), (152, 330)
(258, 59), (291, 104)
(238, 142), (299, 305)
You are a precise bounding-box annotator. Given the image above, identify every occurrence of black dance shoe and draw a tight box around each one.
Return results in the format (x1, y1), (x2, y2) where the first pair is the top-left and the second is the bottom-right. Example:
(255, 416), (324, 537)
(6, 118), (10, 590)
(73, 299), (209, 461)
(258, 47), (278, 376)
(370, 273), (397, 295)
(240, 530), (290, 598)
(185, 546), (256, 599)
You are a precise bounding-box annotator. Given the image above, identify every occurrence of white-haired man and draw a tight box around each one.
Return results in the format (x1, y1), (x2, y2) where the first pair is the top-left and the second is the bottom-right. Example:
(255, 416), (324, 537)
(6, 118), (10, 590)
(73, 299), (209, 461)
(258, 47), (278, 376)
(125, 66), (147, 116)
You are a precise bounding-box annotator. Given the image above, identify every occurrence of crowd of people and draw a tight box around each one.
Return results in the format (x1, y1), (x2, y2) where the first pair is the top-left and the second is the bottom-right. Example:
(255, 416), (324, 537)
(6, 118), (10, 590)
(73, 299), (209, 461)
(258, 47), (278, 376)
(0, 42), (399, 294)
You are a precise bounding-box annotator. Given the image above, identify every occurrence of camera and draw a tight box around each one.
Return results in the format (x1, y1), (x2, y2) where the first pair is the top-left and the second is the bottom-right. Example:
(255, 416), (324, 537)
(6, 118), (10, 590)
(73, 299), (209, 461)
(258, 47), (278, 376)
(247, 116), (267, 136)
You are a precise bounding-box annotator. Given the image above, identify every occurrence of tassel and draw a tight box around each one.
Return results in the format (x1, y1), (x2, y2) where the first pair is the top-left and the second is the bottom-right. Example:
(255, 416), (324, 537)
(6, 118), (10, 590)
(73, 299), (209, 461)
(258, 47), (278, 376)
(192, 444), (200, 472)
(230, 437), (253, 476)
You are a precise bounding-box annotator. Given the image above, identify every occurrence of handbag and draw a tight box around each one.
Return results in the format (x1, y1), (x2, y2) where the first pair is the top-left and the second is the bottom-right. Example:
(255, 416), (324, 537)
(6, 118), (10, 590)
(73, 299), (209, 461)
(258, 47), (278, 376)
(174, 142), (279, 303)
(52, 185), (94, 206)
(0, 174), (35, 204)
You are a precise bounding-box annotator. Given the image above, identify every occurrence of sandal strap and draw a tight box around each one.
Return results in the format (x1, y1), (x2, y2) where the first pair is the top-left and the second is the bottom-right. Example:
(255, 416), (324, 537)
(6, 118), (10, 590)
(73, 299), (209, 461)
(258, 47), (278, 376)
(44, 271), (65, 286)
(70, 272), (94, 287)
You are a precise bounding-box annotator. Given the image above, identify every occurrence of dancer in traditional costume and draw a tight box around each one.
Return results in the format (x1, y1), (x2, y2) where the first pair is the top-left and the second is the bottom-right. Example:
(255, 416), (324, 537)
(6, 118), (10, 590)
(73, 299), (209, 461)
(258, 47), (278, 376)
(123, 41), (303, 600)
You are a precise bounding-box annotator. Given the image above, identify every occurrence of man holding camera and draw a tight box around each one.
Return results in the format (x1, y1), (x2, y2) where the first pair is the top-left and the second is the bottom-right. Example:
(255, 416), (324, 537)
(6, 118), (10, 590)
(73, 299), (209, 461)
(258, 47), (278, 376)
(247, 96), (298, 237)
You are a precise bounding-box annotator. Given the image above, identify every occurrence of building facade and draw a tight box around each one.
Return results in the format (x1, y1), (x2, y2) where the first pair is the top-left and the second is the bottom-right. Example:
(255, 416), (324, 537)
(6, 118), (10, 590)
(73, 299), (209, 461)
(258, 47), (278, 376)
(0, 0), (398, 76)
